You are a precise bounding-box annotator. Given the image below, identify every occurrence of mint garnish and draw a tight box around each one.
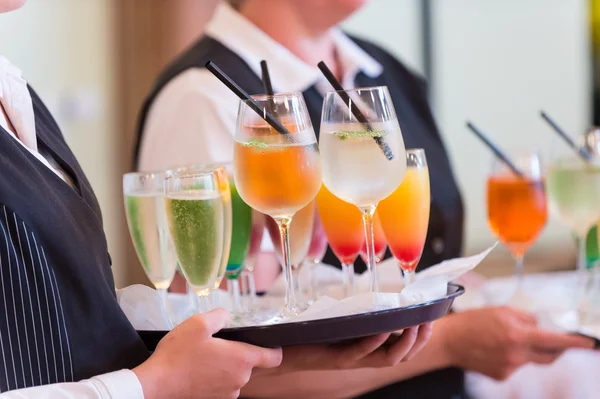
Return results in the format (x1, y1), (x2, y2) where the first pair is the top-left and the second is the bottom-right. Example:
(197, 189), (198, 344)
(243, 140), (269, 148)
(333, 130), (388, 140)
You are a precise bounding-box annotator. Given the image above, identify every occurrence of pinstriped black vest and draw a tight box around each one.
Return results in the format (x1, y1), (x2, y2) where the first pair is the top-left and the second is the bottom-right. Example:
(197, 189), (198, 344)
(0, 87), (149, 392)
(133, 35), (467, 398)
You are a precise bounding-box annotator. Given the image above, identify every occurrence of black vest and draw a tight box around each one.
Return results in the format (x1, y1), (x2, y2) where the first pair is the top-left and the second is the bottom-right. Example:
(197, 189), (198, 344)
(133, 35), (467, 398)
(0, 87), (149, 392)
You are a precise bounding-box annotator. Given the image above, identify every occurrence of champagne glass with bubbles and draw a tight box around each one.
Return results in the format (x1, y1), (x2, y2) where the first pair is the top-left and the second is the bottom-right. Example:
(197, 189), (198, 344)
(164, 171), (225, 313)
(124, 172), (177, 310)
(320, 86), (406, 291)
(166, 164), (232, 311)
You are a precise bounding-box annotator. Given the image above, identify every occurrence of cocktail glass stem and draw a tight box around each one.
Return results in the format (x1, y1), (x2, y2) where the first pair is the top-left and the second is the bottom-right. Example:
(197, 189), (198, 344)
(292, 268), (304, 309)
(577, 235), (588, 272)
(342, 262), (355, 298)
(373, 265), (380, 292)
(275, 216), (298, 317)
(576, 235), (590, 307)
(240, 269), (257, 312)
(227, 278), (241, 313)
(402, 269), (415, 286)
(156, 287), (169, 317)
(197, 289), (211, 313)
(306, 260), (319, 302)
(513, 253), (525, 293)
(508, 252), (534, 310)
(360, 205), (378, 292)
(210, 289), (220, 310)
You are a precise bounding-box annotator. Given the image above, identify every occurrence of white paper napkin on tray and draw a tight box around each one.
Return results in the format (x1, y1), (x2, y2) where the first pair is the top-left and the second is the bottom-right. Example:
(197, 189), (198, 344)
(280, 243), (497, 323)
(118, 243), (497, 330)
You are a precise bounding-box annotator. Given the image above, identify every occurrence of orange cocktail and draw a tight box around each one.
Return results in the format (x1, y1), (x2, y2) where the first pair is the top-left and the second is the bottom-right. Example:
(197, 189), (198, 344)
(234, 125), (321, 218)
(487, 175), (547, 256)
(234, 92), (321, 319)
(485, 150), (546, 305)
(377, 149), (430, 285)
(316, 184), (363, 296)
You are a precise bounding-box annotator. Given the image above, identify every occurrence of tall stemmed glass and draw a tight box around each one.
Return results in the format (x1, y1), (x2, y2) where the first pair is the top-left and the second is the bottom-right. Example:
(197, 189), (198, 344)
(123, 172), (177, 308)
(377, 149), (431, 286)
(164, 171), (225, 313)
(234, 92), (322, 320)
(320, 86), (406, 291)
(488, 151), (547, 301)
(266, 201), (316, 310)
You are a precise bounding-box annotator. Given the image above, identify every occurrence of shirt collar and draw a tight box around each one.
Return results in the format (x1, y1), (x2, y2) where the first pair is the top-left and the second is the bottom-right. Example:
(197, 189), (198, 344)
(0, 56), (25, 99)
(204, 3), (383, 94)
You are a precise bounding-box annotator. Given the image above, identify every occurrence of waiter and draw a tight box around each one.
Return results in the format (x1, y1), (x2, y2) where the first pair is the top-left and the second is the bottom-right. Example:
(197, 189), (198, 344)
(0, 0), (435, 397)
(135, 1), (595, 398)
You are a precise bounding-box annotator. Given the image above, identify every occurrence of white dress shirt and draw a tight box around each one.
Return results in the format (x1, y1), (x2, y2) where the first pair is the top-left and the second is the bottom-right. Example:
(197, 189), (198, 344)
(0, 56), (144, 399)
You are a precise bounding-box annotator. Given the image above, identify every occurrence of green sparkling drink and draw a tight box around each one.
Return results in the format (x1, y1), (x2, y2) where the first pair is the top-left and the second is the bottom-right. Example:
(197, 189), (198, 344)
(165, 189), (224, 293)
(225, 179), (252, 279)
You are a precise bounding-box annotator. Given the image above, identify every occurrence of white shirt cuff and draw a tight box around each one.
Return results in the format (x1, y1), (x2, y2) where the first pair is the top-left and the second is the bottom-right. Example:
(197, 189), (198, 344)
(90, 370), (144, 399)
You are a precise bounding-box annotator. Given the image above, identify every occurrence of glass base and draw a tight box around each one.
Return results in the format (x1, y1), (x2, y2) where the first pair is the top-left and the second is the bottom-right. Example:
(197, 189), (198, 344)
(230, 306), (281, 327)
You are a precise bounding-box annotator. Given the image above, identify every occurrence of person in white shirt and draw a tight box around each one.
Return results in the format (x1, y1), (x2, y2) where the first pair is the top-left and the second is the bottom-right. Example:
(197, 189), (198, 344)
(135, 1), (596, 398)
(0, 1), (434, 398)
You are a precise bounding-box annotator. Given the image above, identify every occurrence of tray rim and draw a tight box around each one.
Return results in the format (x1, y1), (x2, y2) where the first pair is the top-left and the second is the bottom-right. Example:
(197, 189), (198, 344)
(137, 283), (464, 334)
(219, 283), (464, 333)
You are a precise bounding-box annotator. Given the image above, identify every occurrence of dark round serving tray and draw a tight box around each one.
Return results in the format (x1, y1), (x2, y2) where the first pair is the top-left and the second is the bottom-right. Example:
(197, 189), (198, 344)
(138, 283), (464, 349)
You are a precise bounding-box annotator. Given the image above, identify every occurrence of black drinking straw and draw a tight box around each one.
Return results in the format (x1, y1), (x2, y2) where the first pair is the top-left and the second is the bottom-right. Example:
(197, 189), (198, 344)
(466, 121), (525, 178)
(205, 61), (290, 135)
(260, 60), (279, 118)
(317, 61), (394, 161)
(540, 110), (592, 162)
(260, 60), (274, 95)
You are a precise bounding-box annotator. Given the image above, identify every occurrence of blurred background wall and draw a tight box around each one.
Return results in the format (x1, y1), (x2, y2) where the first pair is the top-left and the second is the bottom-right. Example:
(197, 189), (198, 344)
(0, 0), (591, 285)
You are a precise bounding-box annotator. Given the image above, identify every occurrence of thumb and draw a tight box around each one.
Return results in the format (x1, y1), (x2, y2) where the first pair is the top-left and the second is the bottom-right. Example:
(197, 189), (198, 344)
(199, 308), (231, 335)
(245, 344), (283, 369)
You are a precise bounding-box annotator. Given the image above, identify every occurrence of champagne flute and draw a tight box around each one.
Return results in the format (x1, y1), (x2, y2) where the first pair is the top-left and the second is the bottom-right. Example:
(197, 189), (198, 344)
(320, 86), (406, 291)
(488, 150), (547, 304)
(166, 164), (232, 311)
(234, 92), (322, 320)
(164, 171), (225, 313)
(377, 149), (431, 286)
(123, 172), (177, 309)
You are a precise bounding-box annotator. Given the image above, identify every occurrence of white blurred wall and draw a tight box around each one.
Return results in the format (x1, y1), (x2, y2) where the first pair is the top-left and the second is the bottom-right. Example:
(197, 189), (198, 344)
(345, 0), (590, 270)
(0, 0), (125, 285)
